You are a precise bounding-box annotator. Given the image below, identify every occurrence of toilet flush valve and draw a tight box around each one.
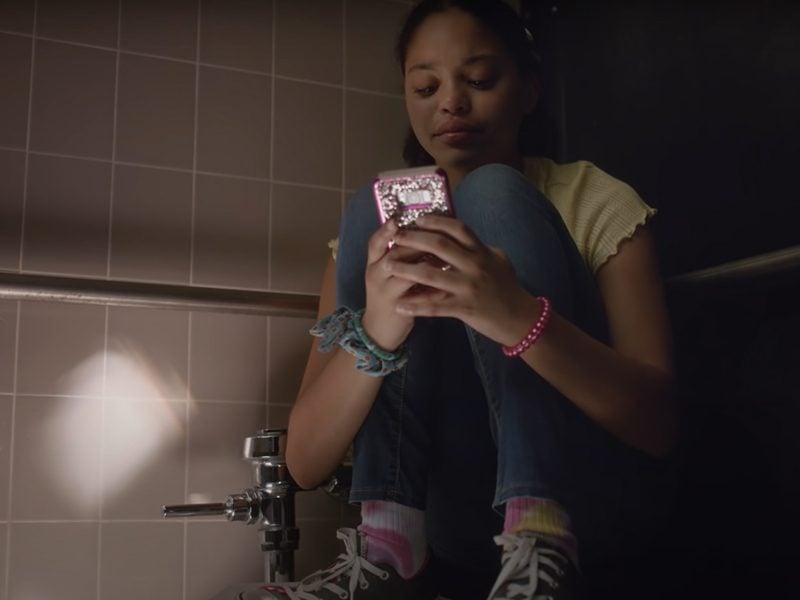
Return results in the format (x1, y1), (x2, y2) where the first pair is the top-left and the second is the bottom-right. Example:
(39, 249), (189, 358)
(161, 429), (300, 583)
(161, 487), (267, 524)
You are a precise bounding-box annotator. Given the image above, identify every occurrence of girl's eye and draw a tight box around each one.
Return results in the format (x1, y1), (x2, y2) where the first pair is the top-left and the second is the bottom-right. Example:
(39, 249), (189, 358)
(469, 79), (493, 90)
(414, 86), (436, 97)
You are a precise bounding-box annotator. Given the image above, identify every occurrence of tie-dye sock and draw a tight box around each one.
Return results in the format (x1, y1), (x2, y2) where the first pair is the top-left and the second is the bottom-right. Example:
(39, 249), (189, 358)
(358, 501), (428, 579)
(504, 497), (579, 567)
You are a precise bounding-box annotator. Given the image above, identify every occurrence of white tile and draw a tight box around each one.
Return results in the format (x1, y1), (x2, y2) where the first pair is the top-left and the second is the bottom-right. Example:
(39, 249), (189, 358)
(0, 522), (6, 600)
(11, 395), (102, 520)
(190, 312), (267, 403)
(8, 522), (99, 600)
(102, 400), (187, 519)
(187, 402), (266, 504)
(0, 394), (11, 519)
(268, 316), (315, 406)
(99, 522), (183, 600)
(0, 301), (17, 394)
(185, 521), (264, 600)
(16, 301), (106, 397)
(105, 307), (190, 401)
(294, 520), (343, 579)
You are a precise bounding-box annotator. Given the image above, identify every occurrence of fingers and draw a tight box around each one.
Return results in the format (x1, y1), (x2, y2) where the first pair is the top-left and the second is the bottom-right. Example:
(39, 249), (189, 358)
(396, 291), (458, 318)
(391, 217), (484, 272)
(366, 219), (398, 265)
(391, 229), (471, 273)
(413, 215), (480, 249)
(383, 255), (462, 295)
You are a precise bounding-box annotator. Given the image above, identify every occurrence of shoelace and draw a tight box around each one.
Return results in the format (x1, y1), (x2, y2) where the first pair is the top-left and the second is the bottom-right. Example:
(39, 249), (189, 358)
(488, 534), (567, 600)
(280, 528), (389, 599)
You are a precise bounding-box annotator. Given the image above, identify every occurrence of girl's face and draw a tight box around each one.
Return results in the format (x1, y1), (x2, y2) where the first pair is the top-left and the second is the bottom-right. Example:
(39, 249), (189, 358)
(403, 8), (536, 185)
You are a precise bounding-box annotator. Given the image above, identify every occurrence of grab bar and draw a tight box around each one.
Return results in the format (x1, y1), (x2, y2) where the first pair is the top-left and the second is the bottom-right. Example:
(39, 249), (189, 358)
(0, 271), (319, 318)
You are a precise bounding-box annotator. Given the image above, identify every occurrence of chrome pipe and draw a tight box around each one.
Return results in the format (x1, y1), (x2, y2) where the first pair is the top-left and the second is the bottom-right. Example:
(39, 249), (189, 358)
(161, 429), (303, 584)
(0, 271), (318, 318)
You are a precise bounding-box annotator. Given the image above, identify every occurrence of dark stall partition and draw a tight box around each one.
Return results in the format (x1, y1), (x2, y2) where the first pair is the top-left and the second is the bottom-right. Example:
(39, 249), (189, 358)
(521, 0), (800, 598)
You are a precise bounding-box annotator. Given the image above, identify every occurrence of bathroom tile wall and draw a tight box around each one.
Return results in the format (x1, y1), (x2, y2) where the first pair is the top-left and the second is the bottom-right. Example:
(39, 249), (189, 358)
(0, 0), (412, 598)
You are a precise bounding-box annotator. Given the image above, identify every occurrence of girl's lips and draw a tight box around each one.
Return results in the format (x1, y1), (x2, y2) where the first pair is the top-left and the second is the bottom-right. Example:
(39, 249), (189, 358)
(435, 129), (481, 146)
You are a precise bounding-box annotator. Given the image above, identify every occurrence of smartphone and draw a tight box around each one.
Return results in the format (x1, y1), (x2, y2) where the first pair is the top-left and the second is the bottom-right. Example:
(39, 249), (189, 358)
(373, 166), (454, 228)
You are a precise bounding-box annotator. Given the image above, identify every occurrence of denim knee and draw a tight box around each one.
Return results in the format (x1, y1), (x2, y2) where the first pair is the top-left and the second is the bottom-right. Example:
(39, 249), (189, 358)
(452, 163), (578, 314)
(336, 184), (381, 308)
(453, 163), (559, 228)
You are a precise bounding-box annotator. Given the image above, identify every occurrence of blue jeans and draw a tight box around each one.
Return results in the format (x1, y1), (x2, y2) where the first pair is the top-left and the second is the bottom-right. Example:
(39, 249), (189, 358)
(336, 164), (668, 575)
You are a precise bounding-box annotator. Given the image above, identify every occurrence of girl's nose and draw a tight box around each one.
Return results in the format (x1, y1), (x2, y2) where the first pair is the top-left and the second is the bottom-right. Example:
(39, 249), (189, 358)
(440, 85), (470, 115)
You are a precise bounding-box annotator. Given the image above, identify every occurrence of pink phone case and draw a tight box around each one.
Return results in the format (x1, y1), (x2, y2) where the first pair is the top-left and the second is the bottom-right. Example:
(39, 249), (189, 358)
(372, 166), (454, 228)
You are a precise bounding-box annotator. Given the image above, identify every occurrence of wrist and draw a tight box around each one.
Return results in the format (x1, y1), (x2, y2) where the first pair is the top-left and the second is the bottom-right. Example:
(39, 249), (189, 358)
(360, 309), (404, 352)
(502, 295), (552, 357)
(499, 292), (543, 347)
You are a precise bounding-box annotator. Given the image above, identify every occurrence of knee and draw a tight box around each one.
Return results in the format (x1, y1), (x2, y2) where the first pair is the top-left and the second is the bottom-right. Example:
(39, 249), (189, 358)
(452, 163), (556, 234)
(339, 184), (381, 263)
(342, 184), (380, 237)
(458, 162), (529, 194)
(336, 185), (380, 307)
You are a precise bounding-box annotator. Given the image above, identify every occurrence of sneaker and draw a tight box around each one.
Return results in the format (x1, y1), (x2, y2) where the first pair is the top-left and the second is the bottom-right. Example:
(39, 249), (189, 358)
(242, 528), (437, 599)
(487, 533), (584, 600)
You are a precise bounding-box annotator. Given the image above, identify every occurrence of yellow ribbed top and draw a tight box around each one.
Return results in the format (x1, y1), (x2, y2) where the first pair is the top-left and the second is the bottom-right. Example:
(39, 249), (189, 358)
(330, 159), (656, 273)
(524, 157), (656, 274)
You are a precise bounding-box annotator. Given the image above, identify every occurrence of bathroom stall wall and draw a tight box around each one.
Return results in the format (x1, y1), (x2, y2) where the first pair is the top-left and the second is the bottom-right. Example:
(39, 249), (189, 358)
(0, 1), (413, 598)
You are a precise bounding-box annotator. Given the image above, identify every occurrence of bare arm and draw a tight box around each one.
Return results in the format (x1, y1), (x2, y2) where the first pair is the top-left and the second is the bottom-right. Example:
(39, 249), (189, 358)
(388, 216), (677, 457)
(285, 258), (381, 488)
(517, 227), (676, 456)
(286, 222), (420, 488)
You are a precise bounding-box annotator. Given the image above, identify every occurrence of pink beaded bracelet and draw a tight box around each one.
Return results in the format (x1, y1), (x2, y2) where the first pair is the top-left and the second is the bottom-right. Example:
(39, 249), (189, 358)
(502, 296), (552, 357)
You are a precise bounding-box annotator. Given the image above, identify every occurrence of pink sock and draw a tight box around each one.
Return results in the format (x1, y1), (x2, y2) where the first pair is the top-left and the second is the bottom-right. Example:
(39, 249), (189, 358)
(504, 497), (579, 566)
(358, 501), (427, 579)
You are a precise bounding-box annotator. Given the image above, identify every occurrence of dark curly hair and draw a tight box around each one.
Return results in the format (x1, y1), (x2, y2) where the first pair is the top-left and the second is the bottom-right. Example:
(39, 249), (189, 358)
(396, 0), (551, 167)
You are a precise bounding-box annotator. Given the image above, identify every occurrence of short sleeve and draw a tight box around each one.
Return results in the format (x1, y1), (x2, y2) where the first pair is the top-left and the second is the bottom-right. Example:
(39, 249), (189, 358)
(328, 237), (339, 261)
(576, 165), (657, 273)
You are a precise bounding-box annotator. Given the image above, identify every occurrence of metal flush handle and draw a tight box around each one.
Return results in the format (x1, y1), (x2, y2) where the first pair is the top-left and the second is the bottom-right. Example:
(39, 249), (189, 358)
(163, 488), (280, 525)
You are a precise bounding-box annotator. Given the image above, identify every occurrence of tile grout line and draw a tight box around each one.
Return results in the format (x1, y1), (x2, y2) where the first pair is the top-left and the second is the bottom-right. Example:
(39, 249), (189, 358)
(184, 3), (204, 597)
(105, 1), (123, 281)
(0, 390), (270, 404)
(0, 29), (405, 99)
(97, 304), (110, 600)
(17, 2), (38, 274)
(265, 0), (278, 425)
(96, 5), (124, 598)
(3, 303), (22, 600)
(341, 0), (348, 216)
(0, 146), (349, 193)
(339, 0), (348, 528)
(267, 0), (276, 292)
(183, 313), (192, 600)
(189, 3), (202, 289)
(6, 2), (37, 592)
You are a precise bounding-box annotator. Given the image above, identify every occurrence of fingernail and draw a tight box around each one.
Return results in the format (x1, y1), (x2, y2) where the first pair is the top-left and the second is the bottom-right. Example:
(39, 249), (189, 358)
(396, 304), (411, 315)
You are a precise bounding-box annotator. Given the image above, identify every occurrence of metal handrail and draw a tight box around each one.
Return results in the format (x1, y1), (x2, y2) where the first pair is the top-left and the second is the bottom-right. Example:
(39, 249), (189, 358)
(0, 271), (319, 318)
(667, 245), (800, 286)
(0, 245), (797, 318)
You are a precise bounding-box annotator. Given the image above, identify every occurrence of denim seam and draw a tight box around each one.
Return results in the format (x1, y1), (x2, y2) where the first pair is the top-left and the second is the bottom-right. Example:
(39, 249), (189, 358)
(391, 364), (407, 496)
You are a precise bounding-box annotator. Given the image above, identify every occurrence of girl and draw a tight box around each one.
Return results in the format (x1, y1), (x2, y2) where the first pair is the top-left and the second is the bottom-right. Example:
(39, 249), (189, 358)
(268, 1), (676, 598)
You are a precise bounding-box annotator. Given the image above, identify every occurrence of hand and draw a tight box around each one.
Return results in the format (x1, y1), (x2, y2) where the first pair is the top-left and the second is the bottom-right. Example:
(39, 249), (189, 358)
(361, 220), (426, 351)
(385, 215), (542, 347)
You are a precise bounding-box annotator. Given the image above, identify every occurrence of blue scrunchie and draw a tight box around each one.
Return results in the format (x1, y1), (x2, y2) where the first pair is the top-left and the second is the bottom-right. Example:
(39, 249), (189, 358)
(310, 307), (408, 377)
